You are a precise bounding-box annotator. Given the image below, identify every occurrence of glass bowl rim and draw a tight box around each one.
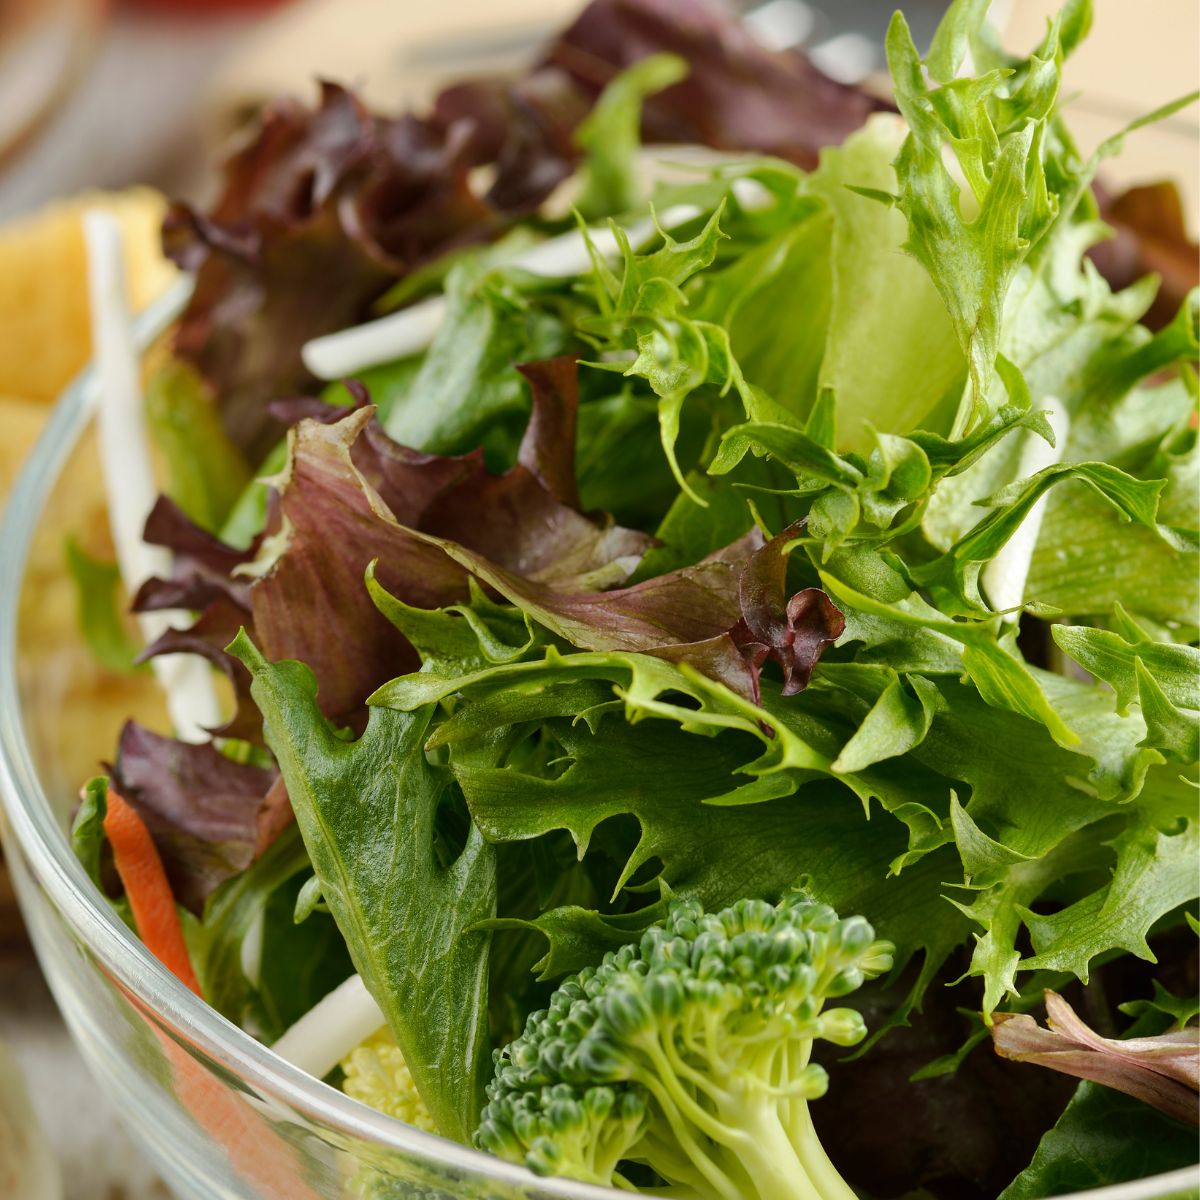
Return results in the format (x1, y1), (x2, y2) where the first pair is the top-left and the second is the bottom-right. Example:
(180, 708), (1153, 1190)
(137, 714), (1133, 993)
(0, 282), (1194, 1200)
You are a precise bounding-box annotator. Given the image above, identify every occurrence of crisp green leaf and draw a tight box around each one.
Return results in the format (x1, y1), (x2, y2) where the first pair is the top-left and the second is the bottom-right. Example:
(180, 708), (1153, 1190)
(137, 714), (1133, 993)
(916, 460), (1181, 612)
(998, 1079), (1198, 1199)
(254, 871), (356, 1041)
(144, 360), (252, 532)
(690, 200), (832, 419)
(1135, 658), (1200, 763)
(383, 261), (571, 458)
(831, 673), (938, 773)
(293, 873), (324, 924)
(1027, 437), (1199, 623)
(189, 825), (353, 1043)
(1119, 981), (1200, 1030)
(1020, 819), (1199, 981)
(574, 54), (689, 220)
(367, 567), (537, 679)
(70, 778), (135, 933)
(229, 632), (496, 1142)
(189, 823), (312, 1022)
(1050, 625), (1200, 762)
(1052, 625), (1200, 713)
(72, 777), (110, 890)
(819, 571), (1080, 745)
(805, 115), (965, 447)
(886, 9), (1059, 428)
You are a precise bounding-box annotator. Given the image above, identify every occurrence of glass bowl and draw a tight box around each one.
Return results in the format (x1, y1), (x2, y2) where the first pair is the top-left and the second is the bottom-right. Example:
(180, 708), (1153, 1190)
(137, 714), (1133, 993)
(0, 284), (1196, 1200)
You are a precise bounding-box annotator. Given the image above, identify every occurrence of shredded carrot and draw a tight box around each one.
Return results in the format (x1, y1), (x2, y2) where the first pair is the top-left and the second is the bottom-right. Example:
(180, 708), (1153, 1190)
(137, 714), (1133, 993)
(101, 791), (322, 1198)
(102, 787), (202, 996)
(116, 982), (324, 1199)
(165, 1037), (324, 1200)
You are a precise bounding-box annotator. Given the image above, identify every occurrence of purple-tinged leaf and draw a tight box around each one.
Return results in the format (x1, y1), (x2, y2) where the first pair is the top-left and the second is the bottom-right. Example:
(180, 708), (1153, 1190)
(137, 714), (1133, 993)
(515, 357), (581, 508)
(109, 721), (280, 913)
(248, 367), (651, 720)
(137, 594), (261, 742)
(134, 494), (257, 613)
(413, 514), (842, 704)
(432, 69), (588, 213)
(730, 520), (846, 699)
(543, 0), (891, 169)
(250, 410), (455, 723)
(131, 496), (261, 738)
(165, 82), (494, 459)
(992, 990), (1199, 1127)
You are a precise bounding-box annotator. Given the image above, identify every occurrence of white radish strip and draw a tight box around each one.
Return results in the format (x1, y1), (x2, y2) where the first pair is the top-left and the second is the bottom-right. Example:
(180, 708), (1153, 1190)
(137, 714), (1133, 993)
(981, 395), (1070, 617)
(269, 974), (386, 1080)
(301, 203), (702, 381)
(83, 210), (223, 743)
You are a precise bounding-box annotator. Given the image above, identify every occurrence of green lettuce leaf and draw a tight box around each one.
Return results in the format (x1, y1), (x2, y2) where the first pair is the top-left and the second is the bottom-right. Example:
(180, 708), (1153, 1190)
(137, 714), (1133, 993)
(229, 632), (496, 1142)
(1019, 819), (1198, 982)
(187, 823), (353, 1042)
(574, 53), (689, 220)
(65, 539), (143, 675)
(144, 360), (252, 533)
(805, 115), (965, 446)
(382, 261), (573, 460)
(999, 1080), (1198, 1199)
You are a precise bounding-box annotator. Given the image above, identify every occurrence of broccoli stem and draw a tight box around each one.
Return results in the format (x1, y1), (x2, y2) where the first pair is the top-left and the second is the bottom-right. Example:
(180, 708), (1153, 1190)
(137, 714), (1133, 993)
(788, 1107), (860, 1200)
(728, 1100), (831, 1200)
(637, 1033), (856, 1200)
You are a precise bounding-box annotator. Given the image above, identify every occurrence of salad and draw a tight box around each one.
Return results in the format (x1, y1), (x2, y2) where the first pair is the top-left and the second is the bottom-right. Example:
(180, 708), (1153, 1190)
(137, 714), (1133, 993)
(68, 0), (1198, 1196)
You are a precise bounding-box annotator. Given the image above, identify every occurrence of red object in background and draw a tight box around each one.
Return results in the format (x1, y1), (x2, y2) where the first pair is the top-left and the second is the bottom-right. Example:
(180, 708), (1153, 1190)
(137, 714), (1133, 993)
(125, 0), (292, 10)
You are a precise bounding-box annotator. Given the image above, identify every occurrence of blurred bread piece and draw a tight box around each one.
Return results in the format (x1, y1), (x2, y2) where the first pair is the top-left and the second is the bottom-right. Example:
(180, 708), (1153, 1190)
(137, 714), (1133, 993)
(0, 396), (47, 498)
(0, 187), (175, 404)
(0, 189), (173, 821)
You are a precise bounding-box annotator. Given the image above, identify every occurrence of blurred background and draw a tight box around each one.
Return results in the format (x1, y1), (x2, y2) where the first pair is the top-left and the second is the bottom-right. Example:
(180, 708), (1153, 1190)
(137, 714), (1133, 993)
(0, 1), (1195, 1197)
(0, 0), (1196, 221)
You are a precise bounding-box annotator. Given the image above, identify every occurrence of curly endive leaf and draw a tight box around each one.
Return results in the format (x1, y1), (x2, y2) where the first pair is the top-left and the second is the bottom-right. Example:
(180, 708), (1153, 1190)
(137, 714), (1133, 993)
(1019, 819), (1199, 982)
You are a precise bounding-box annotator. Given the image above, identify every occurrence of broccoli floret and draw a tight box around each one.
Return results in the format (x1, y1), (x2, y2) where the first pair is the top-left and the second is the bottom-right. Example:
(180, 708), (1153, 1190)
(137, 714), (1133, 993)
(475, 892), (893, 1199)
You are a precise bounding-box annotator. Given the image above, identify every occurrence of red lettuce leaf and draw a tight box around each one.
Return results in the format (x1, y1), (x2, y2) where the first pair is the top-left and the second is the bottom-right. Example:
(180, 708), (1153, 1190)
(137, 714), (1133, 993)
(432, 69), (589, 213)
(395, 515), (843, 706)
(729, 520), (845, 700)
(244, 391), (844, 713)
(165, 82), (494, 459)
(133, 494), (257, 613)
(109, 721), (280, 913)
(992, 990), (1200, 1127)
(147, 361), (649, 726)
(248, 409), (460, 722)
(131, 496), (262, 739)
(542, 0), (891, 167)
(137, 595), (262, 743)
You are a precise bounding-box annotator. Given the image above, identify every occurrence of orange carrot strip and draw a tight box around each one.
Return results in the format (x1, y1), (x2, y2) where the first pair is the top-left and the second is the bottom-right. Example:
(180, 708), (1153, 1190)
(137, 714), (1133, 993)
(165, 1036), (324, 1200)
(102, 787), (203, 996)
(97, 788), (322, 1195)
